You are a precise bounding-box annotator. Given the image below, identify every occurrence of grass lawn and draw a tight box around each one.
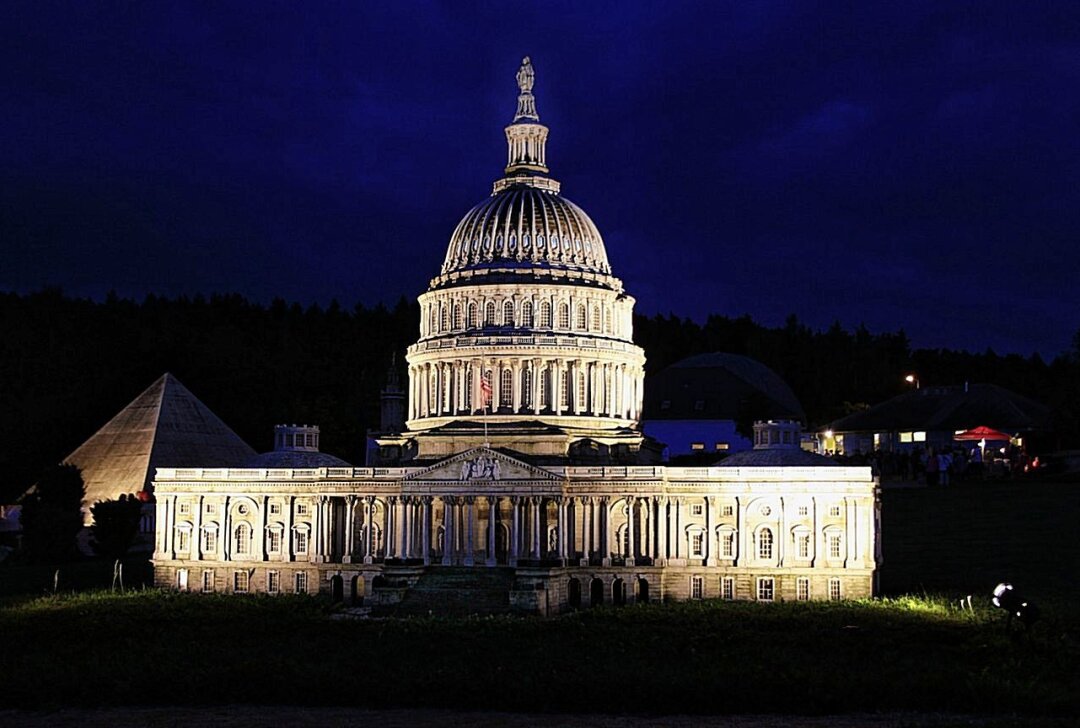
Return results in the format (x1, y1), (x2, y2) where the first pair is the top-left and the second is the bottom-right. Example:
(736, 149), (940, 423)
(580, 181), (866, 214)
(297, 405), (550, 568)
(1, 480), (1077, 717)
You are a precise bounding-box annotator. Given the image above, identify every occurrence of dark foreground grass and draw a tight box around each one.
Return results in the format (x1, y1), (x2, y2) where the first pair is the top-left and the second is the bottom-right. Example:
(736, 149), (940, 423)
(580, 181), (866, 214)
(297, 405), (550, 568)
(2, 590), (1078, 717)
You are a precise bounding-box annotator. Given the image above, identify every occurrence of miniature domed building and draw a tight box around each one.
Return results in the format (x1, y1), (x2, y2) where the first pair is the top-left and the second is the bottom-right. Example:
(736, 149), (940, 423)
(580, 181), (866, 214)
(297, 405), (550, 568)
(242, 425), (350, 469)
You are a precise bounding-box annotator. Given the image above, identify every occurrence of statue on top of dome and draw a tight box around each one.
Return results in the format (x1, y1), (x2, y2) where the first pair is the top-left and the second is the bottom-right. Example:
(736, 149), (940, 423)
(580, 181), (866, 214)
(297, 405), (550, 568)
(516, 57), (534, 94)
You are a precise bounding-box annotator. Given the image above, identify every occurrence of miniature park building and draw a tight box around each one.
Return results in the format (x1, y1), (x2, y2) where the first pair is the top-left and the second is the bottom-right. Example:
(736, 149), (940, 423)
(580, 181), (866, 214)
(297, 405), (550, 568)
(152, 59), (880, 613)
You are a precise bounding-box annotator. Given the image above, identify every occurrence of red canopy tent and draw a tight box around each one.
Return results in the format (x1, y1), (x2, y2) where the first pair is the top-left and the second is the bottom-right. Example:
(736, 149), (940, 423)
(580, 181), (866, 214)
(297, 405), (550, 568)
(954, 425), (1013, 442)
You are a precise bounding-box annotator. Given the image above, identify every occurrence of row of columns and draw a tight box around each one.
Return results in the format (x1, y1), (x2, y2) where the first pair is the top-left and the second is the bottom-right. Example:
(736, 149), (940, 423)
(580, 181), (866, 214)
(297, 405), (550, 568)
(408, 357), (643, 422)
(420, 296), (632, 340)
(157, 493), (866, 570)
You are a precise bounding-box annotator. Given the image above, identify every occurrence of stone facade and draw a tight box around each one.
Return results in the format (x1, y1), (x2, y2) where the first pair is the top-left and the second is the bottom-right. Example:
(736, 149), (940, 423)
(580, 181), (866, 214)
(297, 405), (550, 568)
(152, 58), (879, 613)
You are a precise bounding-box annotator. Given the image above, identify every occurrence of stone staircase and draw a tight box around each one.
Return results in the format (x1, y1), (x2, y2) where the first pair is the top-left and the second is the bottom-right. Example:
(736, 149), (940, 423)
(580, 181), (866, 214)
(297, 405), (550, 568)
(380, 566), (516, 616)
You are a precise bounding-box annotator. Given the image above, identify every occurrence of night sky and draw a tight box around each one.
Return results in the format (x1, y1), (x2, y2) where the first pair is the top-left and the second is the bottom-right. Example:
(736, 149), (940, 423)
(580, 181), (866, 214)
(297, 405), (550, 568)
(4, 2), (1079, 357)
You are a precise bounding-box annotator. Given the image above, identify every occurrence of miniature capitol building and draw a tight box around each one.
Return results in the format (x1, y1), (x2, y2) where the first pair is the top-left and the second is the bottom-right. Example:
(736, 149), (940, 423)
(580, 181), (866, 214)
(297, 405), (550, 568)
(152, 59), (880, 612)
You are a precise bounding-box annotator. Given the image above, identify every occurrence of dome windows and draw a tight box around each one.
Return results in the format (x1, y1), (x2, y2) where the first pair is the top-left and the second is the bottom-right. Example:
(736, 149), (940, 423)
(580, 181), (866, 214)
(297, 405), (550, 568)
(521, 301), (534, 327)
(503, 300), (515, 327)
(540, 301), (552, 328)
(558, 302), (570, 329)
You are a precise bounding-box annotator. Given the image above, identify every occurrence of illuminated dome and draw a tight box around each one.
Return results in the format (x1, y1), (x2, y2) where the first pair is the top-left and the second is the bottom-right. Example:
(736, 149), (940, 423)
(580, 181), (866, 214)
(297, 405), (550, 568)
(441, 187), (610, 277)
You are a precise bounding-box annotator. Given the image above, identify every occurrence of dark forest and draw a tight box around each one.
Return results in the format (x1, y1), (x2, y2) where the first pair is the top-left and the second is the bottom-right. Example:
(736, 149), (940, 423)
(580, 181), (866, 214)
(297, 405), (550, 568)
(3, 289), (1078, 502)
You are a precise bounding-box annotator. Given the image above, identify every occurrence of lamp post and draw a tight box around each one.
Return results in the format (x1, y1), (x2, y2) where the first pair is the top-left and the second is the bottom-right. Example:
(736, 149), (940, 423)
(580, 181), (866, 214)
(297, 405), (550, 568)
(904, 374), (920, 389)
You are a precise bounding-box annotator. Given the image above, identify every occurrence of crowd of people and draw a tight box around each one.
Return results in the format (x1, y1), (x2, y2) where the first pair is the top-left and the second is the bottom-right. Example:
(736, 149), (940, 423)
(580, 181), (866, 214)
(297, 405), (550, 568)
(832, 443), (1030, 484)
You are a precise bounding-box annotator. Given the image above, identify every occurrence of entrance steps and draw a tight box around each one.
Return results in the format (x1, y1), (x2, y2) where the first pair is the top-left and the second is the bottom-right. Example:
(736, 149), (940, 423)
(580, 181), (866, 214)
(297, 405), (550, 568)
(379, 566), (516, 616)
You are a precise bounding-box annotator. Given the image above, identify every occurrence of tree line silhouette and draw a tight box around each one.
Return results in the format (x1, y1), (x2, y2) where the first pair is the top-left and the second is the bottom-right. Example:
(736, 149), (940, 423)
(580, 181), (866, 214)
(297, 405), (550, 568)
(3, 289), (1077, 502)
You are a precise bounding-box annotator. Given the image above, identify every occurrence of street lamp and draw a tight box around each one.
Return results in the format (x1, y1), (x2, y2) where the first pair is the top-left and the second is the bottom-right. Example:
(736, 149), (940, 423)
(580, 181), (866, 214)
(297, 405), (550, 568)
(904, 374), (920, 389)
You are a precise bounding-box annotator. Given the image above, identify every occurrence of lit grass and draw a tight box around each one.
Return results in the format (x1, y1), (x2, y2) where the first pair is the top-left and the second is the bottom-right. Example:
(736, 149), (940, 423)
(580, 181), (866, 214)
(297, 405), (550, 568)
(3, 589), (1078, 716)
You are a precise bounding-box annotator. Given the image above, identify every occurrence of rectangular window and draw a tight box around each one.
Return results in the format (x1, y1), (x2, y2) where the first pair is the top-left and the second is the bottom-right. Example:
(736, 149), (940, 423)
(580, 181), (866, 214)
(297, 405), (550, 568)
(178, 502), (191, 516)
(202, 529), (217, 553)
(268, 530), (282, 553)
(691, 576), (704, 599)
(233, 571), (249, 594)
(714, 442), (729, 451)
(757, 577), (775, 602)
(899, 431), (913, 443)
(691, 533), (704, 557)
(295, 571), (309, 594)
(829, 534), (842, 559)
(798, 505), (808, 516)
(295, 531), (308, 554)
(297, 503), (309, 516)
(829, 578), (842, 601)
(720, 577), (734, 600)
(721, 532), (734, 558)
(691, 503), (703, 516)
(176, 529), (189, 552)
(798, 534), (811, 559)
(913, 431), (927, 442)
(797, 577), (810, 601)
(829, 505), (842, 517)
(690, 442), (705, 451)
(201, 570), (214, 593)
(270, 503), (281, 516)
(267, 571), (280, 594)
(205, 503), (216, 515)
(722, 505), (733, 517)
(177, 569), (189, 591)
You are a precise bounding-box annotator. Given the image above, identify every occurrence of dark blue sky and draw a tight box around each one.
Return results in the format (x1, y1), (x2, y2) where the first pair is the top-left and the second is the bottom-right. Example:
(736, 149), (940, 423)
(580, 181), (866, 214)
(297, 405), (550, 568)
(4, 2), (1079, 356)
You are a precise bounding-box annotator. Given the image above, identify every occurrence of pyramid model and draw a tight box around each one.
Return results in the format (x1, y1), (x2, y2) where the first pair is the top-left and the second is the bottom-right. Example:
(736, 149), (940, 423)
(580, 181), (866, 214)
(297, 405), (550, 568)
(64, 373), (256, 524)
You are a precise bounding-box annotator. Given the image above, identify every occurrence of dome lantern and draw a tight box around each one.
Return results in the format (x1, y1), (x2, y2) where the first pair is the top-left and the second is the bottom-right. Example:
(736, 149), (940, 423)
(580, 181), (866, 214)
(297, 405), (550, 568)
(497, 57), (558, 192)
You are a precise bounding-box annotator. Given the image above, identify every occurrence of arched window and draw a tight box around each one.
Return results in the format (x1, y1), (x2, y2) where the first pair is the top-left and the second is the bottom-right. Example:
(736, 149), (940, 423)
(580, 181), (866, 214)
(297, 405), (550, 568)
(558, 302), (570, 329)
(467, 302), (478, 329)
(604, 307), (612, 333)
(429, 370), (437, 411)
(500, 368), (513, 407)
(485, 302), (496, 326)
(575, 304), (587, 330)
(592, 305), (601, 332)
(440, 303), (449, 332)
(540, 301), (552, 327)
(577, 370), (587, 409)
(521, 301), (534, 327)
(503, 300), (515, 327)
(758, 527), (773, 560)
(234, 523), (251, 555)
(429, 303), (437, 333)
(453, 303), (463, 330)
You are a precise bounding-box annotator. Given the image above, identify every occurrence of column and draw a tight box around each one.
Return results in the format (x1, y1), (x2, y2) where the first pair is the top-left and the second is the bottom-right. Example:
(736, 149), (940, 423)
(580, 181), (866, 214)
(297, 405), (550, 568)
(471, 358), (482, 413)
(422, 497), (433, 565)
(258, 495), (268, 561)
(385, 496), (396, 559)
(283, 496), (292, 563)
(343, 495), (356, 563)
(491, 360), (502, 412)
(407, 366), (415, 420)
(737, 496), (749, 567)
(486, 496), (498, 566)
(363, 497), (374, 563)
(673, 497), (683, 561)
(532, 358), (542, 414)
(579, 497), (591, 566)
(161, 496), (173, 559)
(401, 497), (412, 559)
(626, 496), (636, 566)
(531, 497), (541, 558)
(561, 496), (570, 557)
(657, 496), (668, 565)
(705, 496), (717, 566)
(511, 360), (522, 413)
(441, 497), (454, 565)
(508, 497), (520, 566)
(461, 497), (474, 566)
(192, 495), (203, 561)
(221, 496), (230, 562)
(600, 496), (611, 566)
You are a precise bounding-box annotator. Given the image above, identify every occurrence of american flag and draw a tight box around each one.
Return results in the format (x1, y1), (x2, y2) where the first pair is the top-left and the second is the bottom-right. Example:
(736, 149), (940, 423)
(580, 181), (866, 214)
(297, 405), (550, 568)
(480, 370), (492, 406)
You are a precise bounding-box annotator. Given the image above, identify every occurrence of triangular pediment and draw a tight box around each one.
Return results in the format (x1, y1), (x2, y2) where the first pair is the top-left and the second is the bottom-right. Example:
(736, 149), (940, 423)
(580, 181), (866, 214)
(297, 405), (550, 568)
(404, 447), (561, 483)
